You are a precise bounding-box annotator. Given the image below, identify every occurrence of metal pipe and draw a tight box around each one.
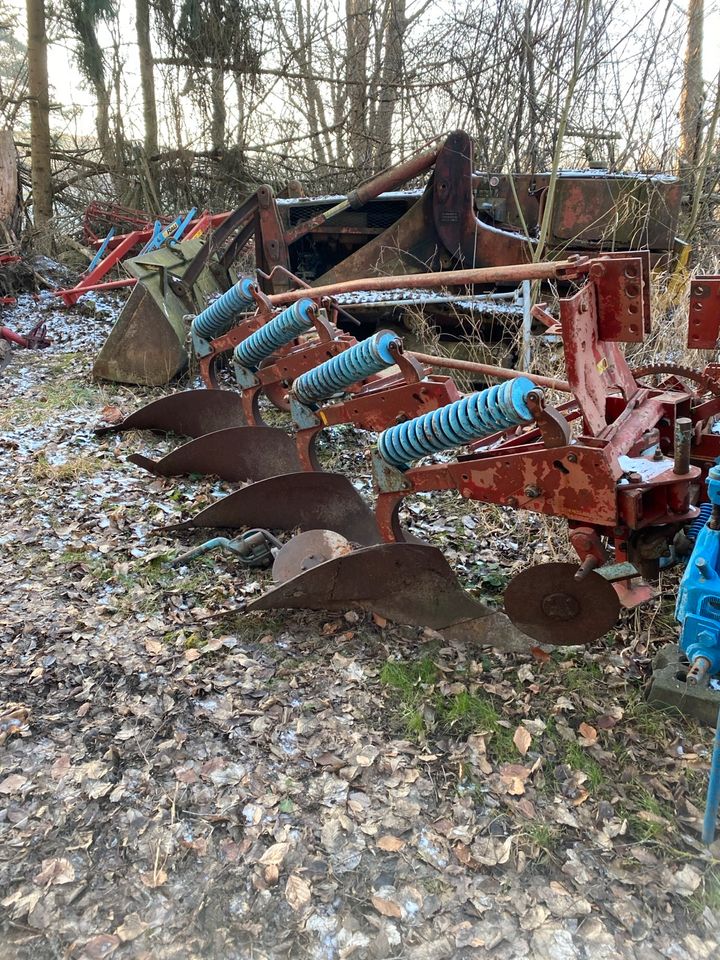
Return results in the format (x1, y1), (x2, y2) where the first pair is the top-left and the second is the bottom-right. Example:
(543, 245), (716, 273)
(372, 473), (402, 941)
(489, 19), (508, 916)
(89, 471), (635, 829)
(702, 702), (720, 844)
(267, 259), (588, 307)
(283, 145), (440, 246)
(674, 417), (693, 475)
(406, 350), (572, 394)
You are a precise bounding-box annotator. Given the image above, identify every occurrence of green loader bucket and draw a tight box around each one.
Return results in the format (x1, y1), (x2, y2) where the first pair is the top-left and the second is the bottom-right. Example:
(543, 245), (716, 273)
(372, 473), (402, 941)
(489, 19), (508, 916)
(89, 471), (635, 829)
(92, 239), (225, 386)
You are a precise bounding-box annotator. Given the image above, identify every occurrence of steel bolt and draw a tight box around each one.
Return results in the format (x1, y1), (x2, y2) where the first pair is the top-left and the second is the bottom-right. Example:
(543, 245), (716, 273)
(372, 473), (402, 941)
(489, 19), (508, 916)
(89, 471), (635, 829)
(524, 485), (541, 498)
(567, 453), (577, 463)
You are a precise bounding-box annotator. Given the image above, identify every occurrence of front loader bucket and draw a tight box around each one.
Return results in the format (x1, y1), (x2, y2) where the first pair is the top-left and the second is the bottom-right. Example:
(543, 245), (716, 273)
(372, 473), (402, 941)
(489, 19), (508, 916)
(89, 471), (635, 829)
(248, 542), (531, 653)
(167, 472), (382, 545)
(95, 389), (247, 438)
(128, 425), (302, 481)
(93, 239), (224, 386)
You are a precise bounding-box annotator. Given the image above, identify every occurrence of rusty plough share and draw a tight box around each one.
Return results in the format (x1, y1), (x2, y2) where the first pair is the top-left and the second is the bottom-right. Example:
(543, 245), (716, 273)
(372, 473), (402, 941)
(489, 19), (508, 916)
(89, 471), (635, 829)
(98, 255), (720, 652)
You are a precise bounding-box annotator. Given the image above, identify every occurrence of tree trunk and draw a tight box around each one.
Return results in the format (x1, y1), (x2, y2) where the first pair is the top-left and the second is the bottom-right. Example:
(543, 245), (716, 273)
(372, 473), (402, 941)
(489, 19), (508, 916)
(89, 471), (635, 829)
(210, 64), (226, 152)
(373, 0), (406, 172)
(25, 0), (52, 226)
(346, 0), (371, 171)
(679, 0), (704, 183)
(136, 0), (158, 155)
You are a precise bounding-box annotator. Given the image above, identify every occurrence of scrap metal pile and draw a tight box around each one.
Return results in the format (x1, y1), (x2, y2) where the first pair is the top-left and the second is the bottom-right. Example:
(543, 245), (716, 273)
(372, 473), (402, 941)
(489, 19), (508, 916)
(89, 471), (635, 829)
(97, 253), (720, 682)
(83, 130), (681, 386)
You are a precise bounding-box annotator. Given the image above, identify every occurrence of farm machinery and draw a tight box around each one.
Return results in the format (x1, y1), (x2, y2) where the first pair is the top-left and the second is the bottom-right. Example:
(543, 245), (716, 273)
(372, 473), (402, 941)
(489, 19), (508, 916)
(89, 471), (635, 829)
(96, 250), (720, 671)
(90, 130), (682, 387)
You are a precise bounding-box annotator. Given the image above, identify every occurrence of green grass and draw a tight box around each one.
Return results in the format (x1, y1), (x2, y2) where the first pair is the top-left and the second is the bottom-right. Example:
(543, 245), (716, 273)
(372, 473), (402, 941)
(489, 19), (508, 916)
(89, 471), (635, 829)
(624, 691), (684, 742)
(524, 822), (560, 855)
(623, 784), (673, 843)
(32, 453), (105, 481)
(380, 656), (439, 695)
(689, 865), (720, 917)
(0, 375), (103, 430)
(379, 656), (516, 760)
(564, 742), (605, 790)
(29, 380), (100, 423)
(562, 659), (604, 691)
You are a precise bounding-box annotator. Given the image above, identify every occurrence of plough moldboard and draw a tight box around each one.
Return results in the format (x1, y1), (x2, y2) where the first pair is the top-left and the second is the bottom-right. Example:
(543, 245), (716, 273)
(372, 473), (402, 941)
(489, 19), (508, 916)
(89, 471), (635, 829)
(95, 254), (720, 674)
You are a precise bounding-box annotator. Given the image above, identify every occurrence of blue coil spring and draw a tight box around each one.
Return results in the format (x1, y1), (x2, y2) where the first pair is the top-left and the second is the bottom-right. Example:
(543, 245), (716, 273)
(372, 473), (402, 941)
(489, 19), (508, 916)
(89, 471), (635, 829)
(689, 502), (713, 541)
(233, 298), (315, 370)
(378, 376), (538, 469)
(191, 277), (256, 342)
(293, 330), (400, 404)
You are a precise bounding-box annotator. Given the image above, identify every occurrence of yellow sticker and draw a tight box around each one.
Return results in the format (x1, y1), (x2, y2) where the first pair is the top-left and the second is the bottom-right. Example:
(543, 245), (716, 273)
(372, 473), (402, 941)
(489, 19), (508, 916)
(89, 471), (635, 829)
(597, 357), (608, 374)
(318, 411), (328, 425)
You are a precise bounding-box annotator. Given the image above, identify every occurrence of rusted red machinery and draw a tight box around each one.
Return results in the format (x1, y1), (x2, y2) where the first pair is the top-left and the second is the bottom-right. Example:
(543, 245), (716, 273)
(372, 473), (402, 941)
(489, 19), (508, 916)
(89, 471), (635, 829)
(97, 254), (720, 650)
(91, 129), (682, 386)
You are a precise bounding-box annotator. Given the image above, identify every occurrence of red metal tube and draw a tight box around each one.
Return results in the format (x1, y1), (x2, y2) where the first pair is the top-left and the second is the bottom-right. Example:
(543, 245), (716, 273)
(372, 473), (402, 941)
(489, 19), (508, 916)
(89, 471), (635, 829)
(283, 145), (440, 246)
(0, 325), (29, 347)
(267, 259), (588, 306)
(407, 350), (572, 393)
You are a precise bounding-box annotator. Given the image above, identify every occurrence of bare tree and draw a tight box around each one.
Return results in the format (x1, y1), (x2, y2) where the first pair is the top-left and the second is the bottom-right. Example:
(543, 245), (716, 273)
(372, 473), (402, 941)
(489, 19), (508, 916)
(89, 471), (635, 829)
(136, 0), (159, 155)
(26, 0), (52, 225)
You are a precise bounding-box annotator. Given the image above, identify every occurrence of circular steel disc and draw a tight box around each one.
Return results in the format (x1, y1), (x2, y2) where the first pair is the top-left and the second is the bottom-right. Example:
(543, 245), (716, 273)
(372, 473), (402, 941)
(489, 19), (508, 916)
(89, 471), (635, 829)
(272, 529), (352, 583)
(504, 561), (620, 645)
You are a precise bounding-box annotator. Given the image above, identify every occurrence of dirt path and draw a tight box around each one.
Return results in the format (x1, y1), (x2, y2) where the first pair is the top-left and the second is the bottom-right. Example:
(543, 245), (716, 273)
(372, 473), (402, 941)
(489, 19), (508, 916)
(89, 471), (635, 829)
(1, 293), (719, 959)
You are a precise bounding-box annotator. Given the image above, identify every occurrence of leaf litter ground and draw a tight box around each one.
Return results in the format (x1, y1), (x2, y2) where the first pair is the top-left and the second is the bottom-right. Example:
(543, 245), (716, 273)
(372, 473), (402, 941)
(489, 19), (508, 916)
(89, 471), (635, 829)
(1, 289), (719, 959)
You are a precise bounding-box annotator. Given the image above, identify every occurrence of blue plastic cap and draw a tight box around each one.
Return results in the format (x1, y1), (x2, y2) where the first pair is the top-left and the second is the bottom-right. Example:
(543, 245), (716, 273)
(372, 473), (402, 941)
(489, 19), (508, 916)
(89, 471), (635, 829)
(505, 376), (539, 422)
(239, 276), (256, 301)
(294, 298), (316, 323)
(373, 330), (402, 365)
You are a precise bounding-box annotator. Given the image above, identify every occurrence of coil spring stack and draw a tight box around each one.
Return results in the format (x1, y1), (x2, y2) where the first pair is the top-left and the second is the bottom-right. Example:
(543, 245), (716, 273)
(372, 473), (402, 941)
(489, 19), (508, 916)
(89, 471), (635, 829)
(378, 377), (538, 468)
(293, 330), (400, 404)
(233, 299), (316, 372)
(190, 277), (257, 356)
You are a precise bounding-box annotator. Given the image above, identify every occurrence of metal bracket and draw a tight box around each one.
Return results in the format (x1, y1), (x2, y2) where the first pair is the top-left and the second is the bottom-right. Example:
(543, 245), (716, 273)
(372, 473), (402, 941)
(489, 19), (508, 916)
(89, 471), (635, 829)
(688, 276), (720, 349)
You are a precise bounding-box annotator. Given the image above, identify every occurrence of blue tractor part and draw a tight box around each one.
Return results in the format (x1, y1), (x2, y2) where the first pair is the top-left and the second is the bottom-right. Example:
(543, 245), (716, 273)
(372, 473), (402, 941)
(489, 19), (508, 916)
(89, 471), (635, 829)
(675, 464), (720, 686)
(377, 376), (539, 469)
(293, 330), (400, 405)
(169, 528), (282, 568)
(233, 298), (316, 372)
(190, 276), (257, 357)
(675, 464), (720, 845)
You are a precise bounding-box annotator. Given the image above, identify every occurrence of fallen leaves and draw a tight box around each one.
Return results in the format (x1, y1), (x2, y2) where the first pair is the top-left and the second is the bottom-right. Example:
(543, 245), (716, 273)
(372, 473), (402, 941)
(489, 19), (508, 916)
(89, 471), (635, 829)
(259, 842), (290, 867)
(0, 703), (30, 745)
(140, 868), (168, 889)
(99, 404), (124, 425)
(513, 725), (532, 756)
(284, 873), (311, 911)
(33, 858), (75, 886)
(371, 894), (402, 918)
(0, 773), (28, 794)
(377, 835), (406, 852)
(667, 864), (703, 897)
(499, 763), (531, 796)
(0, 306), (716, 960)
(578, 722), (598, 745)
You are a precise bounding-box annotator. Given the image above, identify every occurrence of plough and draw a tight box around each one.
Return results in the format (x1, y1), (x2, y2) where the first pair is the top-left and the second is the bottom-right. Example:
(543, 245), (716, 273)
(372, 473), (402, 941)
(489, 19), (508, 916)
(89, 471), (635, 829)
(96, 250), (720, 658)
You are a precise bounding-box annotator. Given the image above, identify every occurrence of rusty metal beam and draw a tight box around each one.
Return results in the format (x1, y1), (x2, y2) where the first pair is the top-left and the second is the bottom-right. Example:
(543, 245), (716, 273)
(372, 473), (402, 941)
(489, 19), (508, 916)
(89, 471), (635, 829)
(266, 259), (589, 306)
(406, 351), (572, 394)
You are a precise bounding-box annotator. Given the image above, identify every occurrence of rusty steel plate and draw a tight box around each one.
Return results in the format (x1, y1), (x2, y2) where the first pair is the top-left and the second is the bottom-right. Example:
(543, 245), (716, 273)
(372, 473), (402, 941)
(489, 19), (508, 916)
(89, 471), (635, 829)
(95, 389), (248, 437)
(248, 542), (532, 652)
(128, 426), (302, 481)
(273, 530), (352, 582)
(504, 561), (620, 645)
(166, 472), (382, 545)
